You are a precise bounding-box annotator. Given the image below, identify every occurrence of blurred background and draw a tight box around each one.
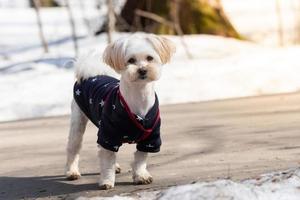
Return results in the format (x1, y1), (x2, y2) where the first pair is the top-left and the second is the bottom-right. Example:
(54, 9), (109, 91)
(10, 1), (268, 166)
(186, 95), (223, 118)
(0, 0), (300, 122)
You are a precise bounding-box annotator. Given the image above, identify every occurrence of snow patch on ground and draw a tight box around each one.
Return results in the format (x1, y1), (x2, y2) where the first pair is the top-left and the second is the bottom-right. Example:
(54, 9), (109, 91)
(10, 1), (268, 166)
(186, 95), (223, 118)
(77, 168), (300, 200)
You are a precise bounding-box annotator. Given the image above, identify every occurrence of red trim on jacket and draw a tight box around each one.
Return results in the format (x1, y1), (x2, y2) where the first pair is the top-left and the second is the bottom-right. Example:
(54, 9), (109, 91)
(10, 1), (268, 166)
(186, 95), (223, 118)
(117, 89), (160, 142)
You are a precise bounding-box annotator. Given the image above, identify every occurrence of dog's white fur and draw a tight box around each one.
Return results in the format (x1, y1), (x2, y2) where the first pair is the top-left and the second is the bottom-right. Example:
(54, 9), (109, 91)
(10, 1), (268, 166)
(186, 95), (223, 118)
(65, 33), (175, 189)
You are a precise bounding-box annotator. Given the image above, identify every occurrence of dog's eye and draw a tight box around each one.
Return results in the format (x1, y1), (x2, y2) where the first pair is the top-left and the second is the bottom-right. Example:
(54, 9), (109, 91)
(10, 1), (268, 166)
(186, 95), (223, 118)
(127, 58), (136, 64)
(146, 55), (154, 61)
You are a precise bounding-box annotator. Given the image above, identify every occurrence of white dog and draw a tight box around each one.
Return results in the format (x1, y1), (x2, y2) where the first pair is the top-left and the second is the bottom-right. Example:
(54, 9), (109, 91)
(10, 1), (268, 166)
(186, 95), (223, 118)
(65, 33), (175, 189)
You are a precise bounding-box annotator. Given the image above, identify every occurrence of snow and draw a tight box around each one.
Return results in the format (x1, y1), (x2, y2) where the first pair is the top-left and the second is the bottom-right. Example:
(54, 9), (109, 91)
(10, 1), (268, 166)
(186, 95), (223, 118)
(222, 0), (300, 46)
(1, 7), (300, 122)
(1, 34), (300, 122)
(0, 62), (74, 120)
(76, 168), (300, 200)
(158, 36), (300, 104)
(0, 0), (29, 8)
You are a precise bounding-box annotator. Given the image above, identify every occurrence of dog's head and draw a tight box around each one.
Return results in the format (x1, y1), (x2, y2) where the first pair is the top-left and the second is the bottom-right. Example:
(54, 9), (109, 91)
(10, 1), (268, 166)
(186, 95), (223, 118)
(103, 34), (176, 83)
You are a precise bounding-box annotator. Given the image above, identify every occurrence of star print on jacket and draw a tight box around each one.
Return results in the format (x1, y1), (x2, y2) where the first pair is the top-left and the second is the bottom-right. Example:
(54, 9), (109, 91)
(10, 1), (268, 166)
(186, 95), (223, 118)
(73, 75), (161, 153)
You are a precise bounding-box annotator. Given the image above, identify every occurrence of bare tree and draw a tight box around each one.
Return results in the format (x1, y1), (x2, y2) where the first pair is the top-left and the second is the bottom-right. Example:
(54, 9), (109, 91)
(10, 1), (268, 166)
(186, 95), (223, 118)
(65, 0), (79, 57)
(276, 0), (284, 46)
(32, 0), (49, 53)
(119, 0), (240, 38)
(106, 0), (115, 43)
(170, 0), (193, 59)
(78, 0), (92, 35)
(292, 0), (300, 44)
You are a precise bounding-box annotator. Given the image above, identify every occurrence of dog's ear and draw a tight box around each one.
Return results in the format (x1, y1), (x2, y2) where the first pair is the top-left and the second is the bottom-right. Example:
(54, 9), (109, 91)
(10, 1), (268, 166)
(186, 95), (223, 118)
(103, 38), (126, 72)
(146, 34), (176, 64)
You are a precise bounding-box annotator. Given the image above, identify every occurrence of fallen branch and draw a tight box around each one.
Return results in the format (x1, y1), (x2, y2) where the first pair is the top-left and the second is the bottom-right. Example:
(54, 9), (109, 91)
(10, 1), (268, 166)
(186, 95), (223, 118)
(135, 9), (174, 28)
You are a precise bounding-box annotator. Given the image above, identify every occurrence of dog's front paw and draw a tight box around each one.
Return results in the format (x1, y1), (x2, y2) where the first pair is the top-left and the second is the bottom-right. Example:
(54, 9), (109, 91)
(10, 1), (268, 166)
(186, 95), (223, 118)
(98, 179), (114, 190)
(99, 183), (114, 190)
(133, 171), (153, 185)
(66, 170), (81, 180)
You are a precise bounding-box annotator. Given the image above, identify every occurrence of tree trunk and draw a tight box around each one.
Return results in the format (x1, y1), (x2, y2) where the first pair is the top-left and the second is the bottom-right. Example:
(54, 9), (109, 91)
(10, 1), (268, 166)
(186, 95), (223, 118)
(275, 0), (284, 46)
(64, 0), (79, 57)
(106, 0), (115, 43)
(32, 0), (49, 53)
(118, 0), (241, 38)
(30, 0), (58, 7)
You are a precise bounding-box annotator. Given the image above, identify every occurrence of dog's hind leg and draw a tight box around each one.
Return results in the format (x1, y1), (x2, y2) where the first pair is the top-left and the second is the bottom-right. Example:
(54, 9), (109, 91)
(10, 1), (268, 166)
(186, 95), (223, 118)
(65, 100), (88, 180)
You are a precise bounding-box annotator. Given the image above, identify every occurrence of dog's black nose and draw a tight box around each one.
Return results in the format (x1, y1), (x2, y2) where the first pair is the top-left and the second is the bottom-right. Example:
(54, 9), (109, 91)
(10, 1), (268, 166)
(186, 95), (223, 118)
(138, 68), (147, 76)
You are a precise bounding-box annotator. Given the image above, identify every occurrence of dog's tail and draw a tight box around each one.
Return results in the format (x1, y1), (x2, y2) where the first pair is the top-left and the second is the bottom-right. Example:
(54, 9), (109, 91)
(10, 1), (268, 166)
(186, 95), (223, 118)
(74, 49), (118, 82)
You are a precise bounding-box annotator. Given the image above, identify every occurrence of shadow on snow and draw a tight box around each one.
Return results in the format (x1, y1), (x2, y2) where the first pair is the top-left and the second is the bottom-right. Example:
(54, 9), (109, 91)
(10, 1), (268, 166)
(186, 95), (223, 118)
(0, 35), (85, 57)
(0, 57), (75, 75)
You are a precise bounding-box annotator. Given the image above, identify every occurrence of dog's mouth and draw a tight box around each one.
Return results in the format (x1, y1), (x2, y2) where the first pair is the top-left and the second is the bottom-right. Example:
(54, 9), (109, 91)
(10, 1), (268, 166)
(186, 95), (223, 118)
(139, 75), (147, 80)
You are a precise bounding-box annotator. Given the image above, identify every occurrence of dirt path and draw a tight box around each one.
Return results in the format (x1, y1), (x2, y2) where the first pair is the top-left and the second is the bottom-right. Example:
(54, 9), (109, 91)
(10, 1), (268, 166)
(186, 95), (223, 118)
(1, 93), (300, 200)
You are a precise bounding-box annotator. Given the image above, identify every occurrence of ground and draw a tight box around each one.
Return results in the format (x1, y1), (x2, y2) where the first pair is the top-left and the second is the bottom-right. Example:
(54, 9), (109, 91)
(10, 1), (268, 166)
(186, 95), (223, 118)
(1, 92), (300, 200)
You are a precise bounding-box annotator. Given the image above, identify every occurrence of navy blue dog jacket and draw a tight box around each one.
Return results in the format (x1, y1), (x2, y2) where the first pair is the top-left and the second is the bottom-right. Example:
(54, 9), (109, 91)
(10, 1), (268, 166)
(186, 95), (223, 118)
(73, 75), (161, 153)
